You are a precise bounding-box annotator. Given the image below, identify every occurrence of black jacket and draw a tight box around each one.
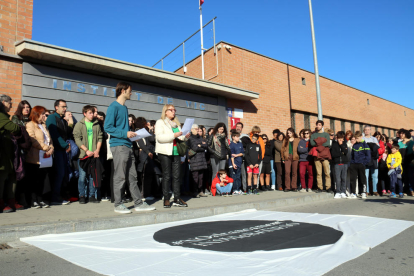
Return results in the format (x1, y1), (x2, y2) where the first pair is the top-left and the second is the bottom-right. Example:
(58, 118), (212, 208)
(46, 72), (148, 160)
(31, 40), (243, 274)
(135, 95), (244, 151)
(245, 141), (262, 166)
(263, 142), (274, 163)
(330, 140), (349, 165)
(79, 156), (104, 188)
(187, 134), (208, 171)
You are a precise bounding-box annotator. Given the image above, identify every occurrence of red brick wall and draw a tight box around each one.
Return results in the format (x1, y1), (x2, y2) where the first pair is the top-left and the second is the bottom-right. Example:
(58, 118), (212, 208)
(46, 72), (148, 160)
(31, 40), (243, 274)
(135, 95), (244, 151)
(176, 42), (410, 138)
(0, 0), (33, 113)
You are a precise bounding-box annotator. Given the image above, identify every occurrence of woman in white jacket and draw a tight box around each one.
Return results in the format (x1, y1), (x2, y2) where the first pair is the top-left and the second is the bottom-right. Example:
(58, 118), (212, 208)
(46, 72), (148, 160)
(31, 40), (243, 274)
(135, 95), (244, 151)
(155, 104), (190, 208)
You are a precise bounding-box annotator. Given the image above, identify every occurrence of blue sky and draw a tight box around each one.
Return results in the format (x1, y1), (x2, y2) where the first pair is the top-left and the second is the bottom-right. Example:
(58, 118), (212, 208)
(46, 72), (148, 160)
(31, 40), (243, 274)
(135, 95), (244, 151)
(33, 0), (414, 109)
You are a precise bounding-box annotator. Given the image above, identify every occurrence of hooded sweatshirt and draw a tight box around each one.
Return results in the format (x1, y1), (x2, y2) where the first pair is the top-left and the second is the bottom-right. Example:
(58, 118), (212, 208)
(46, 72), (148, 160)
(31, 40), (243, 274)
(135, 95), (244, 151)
(351, 139), (371, 165)
(211, 172), (234, 196)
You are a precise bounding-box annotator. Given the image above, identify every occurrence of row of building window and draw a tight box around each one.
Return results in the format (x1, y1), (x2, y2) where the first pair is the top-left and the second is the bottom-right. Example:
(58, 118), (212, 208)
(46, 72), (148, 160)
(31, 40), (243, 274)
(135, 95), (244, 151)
(291, 112), (395, 137)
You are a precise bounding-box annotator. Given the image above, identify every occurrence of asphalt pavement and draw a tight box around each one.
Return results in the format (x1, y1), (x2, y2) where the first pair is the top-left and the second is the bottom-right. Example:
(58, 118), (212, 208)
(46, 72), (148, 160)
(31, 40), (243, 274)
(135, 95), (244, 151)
(1, 195), (414, 276)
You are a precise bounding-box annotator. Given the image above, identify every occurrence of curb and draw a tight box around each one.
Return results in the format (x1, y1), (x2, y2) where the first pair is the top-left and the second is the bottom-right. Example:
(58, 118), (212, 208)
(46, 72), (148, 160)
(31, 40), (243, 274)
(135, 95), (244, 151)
(0, 192), (332, 243)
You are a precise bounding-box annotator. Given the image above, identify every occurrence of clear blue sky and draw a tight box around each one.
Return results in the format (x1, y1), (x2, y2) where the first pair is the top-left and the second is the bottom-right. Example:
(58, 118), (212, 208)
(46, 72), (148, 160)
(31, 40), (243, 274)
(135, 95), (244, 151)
(33, 0), (414, 110)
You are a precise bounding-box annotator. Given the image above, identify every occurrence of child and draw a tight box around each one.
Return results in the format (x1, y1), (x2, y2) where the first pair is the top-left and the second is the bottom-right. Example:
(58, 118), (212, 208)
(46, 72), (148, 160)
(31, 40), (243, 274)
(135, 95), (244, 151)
(387, 145), (403, 198)
(349, 131), (370, 199)
(331, 132), (349, 199)
(229, 132), (244, 195)
(211, 170), (234, 197)
(73, 105), (103, 204)
(378, 147), (390, 195)
(245, 134), (262, 195)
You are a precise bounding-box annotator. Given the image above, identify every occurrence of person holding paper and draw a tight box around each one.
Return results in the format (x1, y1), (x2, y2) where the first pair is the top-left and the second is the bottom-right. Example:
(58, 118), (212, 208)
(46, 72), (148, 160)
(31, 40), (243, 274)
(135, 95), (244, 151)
(155, 104), (191, 208)
(25, 106), (54, 209)
(104, 82), (156, 214)
(73, 105), (103, 204)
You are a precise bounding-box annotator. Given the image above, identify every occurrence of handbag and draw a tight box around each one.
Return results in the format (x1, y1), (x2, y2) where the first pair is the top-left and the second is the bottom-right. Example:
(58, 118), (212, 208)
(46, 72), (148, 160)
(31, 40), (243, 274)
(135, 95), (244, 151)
(176, 138), (188, 157)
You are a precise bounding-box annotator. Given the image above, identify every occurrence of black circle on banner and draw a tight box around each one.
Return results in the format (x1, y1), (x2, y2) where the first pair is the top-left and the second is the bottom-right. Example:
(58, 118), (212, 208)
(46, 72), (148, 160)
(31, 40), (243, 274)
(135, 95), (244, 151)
(153, 220), (343, 252)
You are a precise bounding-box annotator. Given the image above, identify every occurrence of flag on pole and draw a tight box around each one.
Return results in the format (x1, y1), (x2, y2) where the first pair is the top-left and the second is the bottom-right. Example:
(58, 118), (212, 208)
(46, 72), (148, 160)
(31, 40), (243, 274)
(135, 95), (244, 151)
(200, 0), (204, 6)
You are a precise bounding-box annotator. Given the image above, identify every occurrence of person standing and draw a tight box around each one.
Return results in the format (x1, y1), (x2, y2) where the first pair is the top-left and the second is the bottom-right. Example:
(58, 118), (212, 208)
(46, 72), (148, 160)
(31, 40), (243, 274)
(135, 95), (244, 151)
(187, 124), (208, 198)
(298, 129), (314, 192)
(73, 105), (103, 204)
(363, 125), (380, 196)
(25, 106), (54, 209)
(310, 120), (333, 193)
(260, 134), (273, 191)
(331, 132), (349, 199)
(208, 122), (230, 181)
(46, 99), (73, 205)
(0, 95), (21, 213)
(236, 122), (249, 192)
(104, 82), (155, 214)
(229, 132), (244, 195)
(274, 132), (285, 191)
(155, 104), (190, 208)
(281, 128), (300, 192)
(350, 131), (371, 199)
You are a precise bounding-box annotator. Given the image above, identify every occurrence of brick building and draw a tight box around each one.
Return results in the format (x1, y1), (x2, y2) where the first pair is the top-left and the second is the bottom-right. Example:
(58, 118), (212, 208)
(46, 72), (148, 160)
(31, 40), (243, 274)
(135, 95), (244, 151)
(1, 1), (413, 138)
(176, 42), (414, 137)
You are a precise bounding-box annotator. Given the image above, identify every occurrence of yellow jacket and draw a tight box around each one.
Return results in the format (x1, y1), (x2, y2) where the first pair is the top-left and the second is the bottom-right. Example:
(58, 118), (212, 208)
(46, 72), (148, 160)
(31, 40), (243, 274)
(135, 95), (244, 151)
(386, 151), (403, 174)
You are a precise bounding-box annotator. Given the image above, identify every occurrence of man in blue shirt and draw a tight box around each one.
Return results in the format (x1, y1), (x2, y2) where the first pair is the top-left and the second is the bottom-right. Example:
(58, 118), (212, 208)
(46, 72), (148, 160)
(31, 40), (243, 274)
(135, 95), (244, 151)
(104, 82), (155, 214)
(229, 132), (244, 195)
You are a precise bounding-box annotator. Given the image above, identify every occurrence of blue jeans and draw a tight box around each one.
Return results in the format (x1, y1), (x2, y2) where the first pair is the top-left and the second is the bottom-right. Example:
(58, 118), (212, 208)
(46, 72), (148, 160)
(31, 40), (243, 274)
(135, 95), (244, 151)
(270, 160), (276, 187)
(216, 183), (233, 194)
(78, 159), (95, 198)
(365, 163), (378, 193)
(51, 150), (67, 202)
(231, 167), (242, 191)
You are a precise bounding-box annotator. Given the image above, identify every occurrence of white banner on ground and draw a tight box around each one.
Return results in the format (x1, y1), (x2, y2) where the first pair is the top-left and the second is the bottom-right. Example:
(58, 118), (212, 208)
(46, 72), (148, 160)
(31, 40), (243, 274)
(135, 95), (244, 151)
(21, 210), (413, 276)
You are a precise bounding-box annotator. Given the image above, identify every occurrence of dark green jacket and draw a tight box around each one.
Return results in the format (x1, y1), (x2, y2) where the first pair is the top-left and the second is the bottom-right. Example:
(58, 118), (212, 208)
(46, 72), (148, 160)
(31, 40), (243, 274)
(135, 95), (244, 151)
(0, 111), (21, 172)
(46, 112), (72, 151)
(11, 115), (29, 127)
(73, 117), (103, 159)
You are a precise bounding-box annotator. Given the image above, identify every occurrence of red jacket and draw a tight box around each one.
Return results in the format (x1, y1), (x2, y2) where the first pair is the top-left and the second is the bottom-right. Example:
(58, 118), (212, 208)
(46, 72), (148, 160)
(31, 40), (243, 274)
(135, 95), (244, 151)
(211, 172), (234, 196)
(314, 137), (331, 160)
(377, 140), (385, 163)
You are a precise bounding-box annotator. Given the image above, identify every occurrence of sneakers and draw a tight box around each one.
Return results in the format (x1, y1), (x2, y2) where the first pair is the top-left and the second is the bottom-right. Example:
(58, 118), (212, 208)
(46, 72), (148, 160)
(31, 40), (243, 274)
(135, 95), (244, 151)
(253, 189), (259, 195)
(381, 190), (387, 196)
(51, 200), (70, 205)
(114, 204), (132, 214)
(173, 198), (188, 207)
(164, 199), (171, 208)
(291, 189), (298, 192)
(315, 189), (323, 193)
(373, 192), (380, 196)
(348, 193), (357, 199)
(389, 192), (397, 198)
(79, 197), (86, 204)
(307, 189), (314, 193)
(246, 189), (252, 195)
(198, 192), (208, 197)
(101, 197), (110, 202)
(399, 193), (404, 198)
(145, 196), (155, 201)
(284, 189), (290, 192)
(341, 193), (347, 199)
(300, 189), (307, 193)
(39, 201), (50, 208)
(334, 193), (342, 199)
(32, 202), (41, 209)
(326, 189), (334, 194)
(361, 193), (367, 199)
(135, 202), (156, 212)
(223, 192), (229, 197)
(89, 196), (100, 203)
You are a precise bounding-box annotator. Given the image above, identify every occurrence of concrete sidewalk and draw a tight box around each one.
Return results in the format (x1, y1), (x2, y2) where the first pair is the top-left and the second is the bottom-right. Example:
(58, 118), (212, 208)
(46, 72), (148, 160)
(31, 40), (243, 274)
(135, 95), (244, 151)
(0, 190), (333, 243)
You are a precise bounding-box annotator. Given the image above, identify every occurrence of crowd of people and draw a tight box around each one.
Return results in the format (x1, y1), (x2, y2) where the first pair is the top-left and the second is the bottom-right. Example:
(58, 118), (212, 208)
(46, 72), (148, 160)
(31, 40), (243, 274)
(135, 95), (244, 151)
(1, 81), (413, 214)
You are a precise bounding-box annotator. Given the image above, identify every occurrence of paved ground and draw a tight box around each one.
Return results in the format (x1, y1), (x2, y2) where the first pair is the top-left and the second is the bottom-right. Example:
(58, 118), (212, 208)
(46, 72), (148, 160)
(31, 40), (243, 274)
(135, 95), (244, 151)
(1, 195), (414, 275)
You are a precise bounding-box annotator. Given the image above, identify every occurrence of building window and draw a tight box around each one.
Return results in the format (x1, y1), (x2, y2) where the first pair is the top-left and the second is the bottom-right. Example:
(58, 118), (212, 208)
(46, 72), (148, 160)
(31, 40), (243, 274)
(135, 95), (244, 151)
(404, 111), (406, 116)
(360, 124), (363, 133)
(351, 122), (355, 133)
(341, 121), (345, 131)
(388, 129), (391, 137)
(291, 112), (296, 132)
(367, 99), (370, 105)
(330, 119), (335, 133)
(302, 78), (306, 85)
(304, 114), (310, 129)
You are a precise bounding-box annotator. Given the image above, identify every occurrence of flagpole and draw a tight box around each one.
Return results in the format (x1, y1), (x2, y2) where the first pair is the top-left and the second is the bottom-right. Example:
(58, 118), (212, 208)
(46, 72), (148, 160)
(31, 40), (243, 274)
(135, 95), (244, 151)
(199, 1), (205, 80)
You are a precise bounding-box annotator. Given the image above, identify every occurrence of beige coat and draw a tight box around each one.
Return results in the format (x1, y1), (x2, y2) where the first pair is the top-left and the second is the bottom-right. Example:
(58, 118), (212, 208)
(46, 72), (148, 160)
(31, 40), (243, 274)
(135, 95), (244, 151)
(26, 121), (54, 164)
(155, 118), (184, 156)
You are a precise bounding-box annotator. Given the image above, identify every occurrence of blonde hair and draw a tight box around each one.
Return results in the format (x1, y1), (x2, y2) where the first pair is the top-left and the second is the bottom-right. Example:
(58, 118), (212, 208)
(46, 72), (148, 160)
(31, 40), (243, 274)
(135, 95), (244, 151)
(160, 104), (180, 126)
(251, 125), (261, 133)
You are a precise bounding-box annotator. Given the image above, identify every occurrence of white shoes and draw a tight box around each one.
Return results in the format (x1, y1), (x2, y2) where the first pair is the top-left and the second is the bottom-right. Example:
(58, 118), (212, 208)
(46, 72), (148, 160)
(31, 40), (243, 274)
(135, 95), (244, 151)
(361, 193), (367, 199)
(348, 194), (357, 199)
(341, 193), (347, 198)
(334, 193), (342, 199)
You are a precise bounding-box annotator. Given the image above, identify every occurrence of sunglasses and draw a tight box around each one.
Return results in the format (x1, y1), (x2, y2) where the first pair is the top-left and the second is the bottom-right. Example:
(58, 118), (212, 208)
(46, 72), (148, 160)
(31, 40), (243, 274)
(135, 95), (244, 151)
(263, 138), (268, 140)
(330, 134), (334, 136)
(167, 109), (176, 113)
(304, 132), (309, 135)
